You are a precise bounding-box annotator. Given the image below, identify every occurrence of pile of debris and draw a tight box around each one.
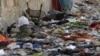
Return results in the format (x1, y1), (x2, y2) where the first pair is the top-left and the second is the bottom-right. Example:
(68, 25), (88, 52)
(0, 0), (100, 56)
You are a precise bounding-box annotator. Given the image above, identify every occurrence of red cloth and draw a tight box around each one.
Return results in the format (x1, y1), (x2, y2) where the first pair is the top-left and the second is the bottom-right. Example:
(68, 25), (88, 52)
(59, 34), (72, 41)
(0, 34), (11, 42)
(90, 21), (100, 28)
(52, 0), (59, 10)
(0, 34), (5, 42)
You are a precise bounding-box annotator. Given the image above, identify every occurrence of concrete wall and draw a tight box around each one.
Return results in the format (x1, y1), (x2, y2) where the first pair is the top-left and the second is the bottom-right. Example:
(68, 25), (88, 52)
(0, 0), (52, 32)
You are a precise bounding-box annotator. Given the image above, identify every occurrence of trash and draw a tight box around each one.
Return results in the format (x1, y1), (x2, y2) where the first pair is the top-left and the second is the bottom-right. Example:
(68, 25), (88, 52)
(54, 28), (64, 34)
(66, 45), (76, 50)
(16, 49), (27, 56)
(33, 43), (40, 49)
(23, 43), (33, 49)
(0, 49), (6, 56)
(1, 0), (100, 56)
(7, 42), (20, 49)
(32, 52), (42, 56)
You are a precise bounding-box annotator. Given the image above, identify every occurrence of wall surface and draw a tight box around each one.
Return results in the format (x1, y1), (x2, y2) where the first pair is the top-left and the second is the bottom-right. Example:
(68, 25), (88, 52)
(0, 0), (52, 32)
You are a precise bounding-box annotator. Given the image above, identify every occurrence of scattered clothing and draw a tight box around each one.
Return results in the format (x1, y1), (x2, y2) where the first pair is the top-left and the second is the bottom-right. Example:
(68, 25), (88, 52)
(17, 16), (29, 27)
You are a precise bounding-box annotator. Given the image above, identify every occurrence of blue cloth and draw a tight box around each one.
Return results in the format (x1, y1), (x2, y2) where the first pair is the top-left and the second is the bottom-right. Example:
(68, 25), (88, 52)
(58, 0), (73, 10)
(17, 42), (24, 48)
(33, 43), (40, 48)
(17, 42), (40, 48)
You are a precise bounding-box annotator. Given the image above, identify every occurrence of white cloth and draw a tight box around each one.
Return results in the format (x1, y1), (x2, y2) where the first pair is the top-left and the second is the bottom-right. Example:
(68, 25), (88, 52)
(67, 18), (77, 22)
(81, 16), (86, 20)
(17, 16), (29, 27)
(23, 43), (33, 49)
(66, 45), (76, 50)
(7, 42), (20, 49)
(0, 49), (6, 55)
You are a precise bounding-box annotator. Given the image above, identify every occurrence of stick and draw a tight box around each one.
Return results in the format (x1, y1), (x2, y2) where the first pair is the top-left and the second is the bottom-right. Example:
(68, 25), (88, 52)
(38, 4), (43, 25)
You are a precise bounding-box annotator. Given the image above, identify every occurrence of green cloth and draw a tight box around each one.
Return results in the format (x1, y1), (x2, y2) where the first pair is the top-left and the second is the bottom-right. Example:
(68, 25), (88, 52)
(33, 53), (42, 56)
(59, 0), (73, 10)
(54, 28), (64, 34)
